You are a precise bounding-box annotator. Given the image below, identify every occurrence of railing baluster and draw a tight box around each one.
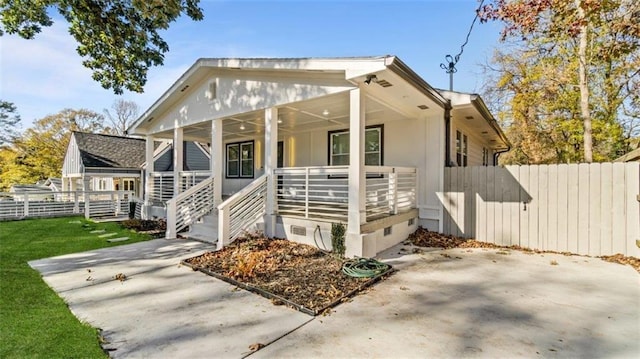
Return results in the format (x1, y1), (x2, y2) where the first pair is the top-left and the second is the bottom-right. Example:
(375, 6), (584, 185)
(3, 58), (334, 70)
(304, 167), (309, 219)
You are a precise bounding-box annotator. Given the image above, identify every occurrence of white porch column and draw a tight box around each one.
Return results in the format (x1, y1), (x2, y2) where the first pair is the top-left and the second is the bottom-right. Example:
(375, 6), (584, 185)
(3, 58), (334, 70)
(143, 135), (155, 219)
(264, 107), (278, 237)
(346, 86), (367, 257)
(211, 119), (223, 206)
(173, 127), (184, 196)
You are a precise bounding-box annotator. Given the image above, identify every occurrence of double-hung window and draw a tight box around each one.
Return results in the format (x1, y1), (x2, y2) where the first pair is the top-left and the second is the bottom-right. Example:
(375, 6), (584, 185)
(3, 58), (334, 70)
(329, 125), (383, 166)
(226, 141), (254, 178)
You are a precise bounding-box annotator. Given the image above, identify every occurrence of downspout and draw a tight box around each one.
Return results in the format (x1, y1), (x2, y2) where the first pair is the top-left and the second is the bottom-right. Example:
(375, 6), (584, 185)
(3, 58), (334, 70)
(493, 147), (510, 166)
(444, 100), (452, 167)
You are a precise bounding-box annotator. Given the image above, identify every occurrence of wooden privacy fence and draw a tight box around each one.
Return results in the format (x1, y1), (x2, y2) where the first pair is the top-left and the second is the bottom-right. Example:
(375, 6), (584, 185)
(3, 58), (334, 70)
(441, 163), (640, 257)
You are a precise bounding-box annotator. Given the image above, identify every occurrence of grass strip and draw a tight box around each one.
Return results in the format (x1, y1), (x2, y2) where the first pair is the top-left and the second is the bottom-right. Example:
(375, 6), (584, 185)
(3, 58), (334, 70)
(0, 217), (152, 358)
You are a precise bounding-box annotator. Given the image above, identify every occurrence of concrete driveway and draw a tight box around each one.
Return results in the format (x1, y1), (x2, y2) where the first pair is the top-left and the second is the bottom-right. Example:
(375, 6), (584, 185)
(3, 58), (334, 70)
(30, 239), (639, 358)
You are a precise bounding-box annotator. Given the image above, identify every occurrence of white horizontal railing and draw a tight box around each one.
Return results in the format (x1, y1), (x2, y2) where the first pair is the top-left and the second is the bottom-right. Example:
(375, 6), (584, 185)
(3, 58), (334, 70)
(217, 175), (267, 249)
(273, 165), (417, 222)
(0, 190), (134, 221)
(149, 172), (174, 203)
(365, 166), (417, 220)
(85, 191), (133, 219)
(179, 171), (211, 192)
(274, 166), (349, 220)
(166, 176), (214, 238)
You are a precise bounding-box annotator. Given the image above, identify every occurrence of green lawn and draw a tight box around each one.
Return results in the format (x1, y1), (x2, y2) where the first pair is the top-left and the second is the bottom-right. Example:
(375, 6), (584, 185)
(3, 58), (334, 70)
(0, 217), (153, 359)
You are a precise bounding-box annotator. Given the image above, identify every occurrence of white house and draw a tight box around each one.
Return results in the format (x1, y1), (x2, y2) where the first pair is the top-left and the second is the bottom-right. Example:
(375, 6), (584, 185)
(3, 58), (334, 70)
(127, 56), (509, 257)
(61, 131), (211, 200)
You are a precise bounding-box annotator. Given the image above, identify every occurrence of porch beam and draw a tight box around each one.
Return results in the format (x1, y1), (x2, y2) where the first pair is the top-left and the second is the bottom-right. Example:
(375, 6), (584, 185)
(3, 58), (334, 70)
(211, 119), (223, 205)
(173, 127), (184, 196)
(346, 86), (367, 257)
(264, 107), (278, 237)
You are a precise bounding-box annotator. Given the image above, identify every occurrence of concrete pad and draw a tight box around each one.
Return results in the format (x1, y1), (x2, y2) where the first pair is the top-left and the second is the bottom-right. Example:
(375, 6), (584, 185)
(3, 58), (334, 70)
(90, 230), (106, 234)
(98, 232), (118, 238)
(30, 239), (312, 358)
(106, 237), (129, 243)
(254, 245), (640, 359)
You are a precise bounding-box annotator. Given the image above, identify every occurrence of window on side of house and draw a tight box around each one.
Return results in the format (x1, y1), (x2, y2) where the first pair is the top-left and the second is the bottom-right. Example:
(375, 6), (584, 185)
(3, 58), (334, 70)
(328, 125), (383, 166)
(226, 141), (254, 178)
(482, 147), (488, 166)
(456, 130), (468, 167)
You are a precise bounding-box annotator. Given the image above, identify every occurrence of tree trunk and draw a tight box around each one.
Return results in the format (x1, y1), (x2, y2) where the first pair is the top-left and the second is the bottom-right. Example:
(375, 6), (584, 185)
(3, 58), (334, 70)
(576, 0), (592, 162)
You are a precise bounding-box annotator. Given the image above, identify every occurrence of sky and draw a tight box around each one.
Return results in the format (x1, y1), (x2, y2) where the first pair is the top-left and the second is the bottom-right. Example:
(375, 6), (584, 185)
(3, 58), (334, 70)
(0, 0), (504, 131)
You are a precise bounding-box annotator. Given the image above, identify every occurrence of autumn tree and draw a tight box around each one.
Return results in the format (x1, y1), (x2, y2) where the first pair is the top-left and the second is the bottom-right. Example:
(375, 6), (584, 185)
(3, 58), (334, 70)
(480, 0), (640, 163)
(104, 99), (140, 136)
(0, 100), (21, 146)
(0, 0), (204, 94)
(0, 109), (108, 188)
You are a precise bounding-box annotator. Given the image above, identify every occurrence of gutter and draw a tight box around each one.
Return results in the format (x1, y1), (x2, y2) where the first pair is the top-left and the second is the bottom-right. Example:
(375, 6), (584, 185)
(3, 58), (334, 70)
(470, 95), (511, 164)
(385, 56), (448, 109)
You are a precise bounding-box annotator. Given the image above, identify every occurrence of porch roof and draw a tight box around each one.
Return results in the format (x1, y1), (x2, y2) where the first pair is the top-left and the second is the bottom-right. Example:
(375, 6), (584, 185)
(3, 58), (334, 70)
(127, 56), (448, 137)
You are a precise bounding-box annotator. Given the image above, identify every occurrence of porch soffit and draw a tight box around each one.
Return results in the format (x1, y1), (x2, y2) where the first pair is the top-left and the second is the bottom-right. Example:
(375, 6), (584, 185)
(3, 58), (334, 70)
(451, 104), (507, 150)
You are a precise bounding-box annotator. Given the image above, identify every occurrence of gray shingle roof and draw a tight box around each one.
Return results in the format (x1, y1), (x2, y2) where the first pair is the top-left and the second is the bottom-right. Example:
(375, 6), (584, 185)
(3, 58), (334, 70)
(74, 132), (146, 168)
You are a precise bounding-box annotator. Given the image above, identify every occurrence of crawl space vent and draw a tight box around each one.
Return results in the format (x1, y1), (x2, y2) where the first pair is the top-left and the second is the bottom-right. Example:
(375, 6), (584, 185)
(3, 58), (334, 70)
(384, 226), (392, 236)
(376, 79), (393, 87)
(291, 225), (306, 236)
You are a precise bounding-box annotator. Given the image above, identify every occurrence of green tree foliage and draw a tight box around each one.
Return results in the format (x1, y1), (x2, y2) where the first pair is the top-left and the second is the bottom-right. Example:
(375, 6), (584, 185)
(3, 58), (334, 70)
(480, 0), (639, 163)
(0, 0), (204, 94)
(0, 100), (21, 146)
(0, 109), (107, 190)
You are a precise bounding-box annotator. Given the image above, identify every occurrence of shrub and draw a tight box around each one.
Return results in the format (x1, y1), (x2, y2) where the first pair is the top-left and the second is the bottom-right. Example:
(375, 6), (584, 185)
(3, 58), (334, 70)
(331, 223), (346, 258)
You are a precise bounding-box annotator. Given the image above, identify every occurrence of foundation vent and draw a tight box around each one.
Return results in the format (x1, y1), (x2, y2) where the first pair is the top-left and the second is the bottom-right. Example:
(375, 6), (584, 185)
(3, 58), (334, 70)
(384, 226), (392, 236)
(291, 225), (307, 236)
(408, 218), (415, 226)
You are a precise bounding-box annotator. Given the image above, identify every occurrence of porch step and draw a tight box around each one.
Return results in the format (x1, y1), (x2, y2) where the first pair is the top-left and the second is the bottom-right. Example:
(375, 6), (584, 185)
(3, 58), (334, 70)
(184, 221), (218, 245)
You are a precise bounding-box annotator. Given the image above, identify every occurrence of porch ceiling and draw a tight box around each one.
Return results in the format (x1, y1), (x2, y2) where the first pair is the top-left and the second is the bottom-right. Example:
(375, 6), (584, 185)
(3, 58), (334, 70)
(161, 92), (435, 143)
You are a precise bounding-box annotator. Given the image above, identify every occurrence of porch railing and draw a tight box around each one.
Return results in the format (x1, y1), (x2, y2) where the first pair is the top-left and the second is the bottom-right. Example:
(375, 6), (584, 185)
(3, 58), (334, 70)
(273, 165), (417, 222)
(217, 174), (267, 249)
(149, 171), (212, 203)
(166, 176), (214, 238)
(274, 166), (349, 220)
(365, 166), (417, 220)
(179, 171), (212, 192)
(149, 172), (174, 203)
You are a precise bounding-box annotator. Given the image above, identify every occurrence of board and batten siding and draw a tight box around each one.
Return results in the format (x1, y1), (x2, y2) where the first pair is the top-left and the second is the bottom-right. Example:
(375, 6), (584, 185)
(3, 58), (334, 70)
(62, 134), (82, 177)
(441, 163), (640, 257)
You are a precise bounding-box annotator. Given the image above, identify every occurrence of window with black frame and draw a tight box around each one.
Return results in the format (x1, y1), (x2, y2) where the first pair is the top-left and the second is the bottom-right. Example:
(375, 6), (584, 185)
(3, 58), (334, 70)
(226, 141), (254, 178)
(328, 125), (383, 166)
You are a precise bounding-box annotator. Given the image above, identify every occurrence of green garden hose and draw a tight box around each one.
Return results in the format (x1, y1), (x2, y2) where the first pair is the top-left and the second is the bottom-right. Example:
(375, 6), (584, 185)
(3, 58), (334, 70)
(342, 258), (391, 278)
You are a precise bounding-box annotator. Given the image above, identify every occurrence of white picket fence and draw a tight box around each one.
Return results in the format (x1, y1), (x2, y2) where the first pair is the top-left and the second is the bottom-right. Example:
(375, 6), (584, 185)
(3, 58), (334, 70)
(441, 163), (640, 257)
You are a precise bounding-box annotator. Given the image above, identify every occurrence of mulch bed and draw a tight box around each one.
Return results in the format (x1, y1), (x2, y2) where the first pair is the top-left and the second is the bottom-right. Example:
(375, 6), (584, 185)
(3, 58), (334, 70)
(183, 233), (392, 315)
(407, 227), (640, 273)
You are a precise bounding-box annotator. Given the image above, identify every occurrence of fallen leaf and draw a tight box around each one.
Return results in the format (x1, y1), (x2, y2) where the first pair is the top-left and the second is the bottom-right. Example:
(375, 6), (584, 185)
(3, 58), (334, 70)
(248, 343), (265, 351)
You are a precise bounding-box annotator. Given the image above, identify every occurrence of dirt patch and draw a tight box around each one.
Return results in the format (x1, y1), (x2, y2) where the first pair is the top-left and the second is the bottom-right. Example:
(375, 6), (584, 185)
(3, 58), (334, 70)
(183, 233), (391, 315)
(408, 227), (640, 273)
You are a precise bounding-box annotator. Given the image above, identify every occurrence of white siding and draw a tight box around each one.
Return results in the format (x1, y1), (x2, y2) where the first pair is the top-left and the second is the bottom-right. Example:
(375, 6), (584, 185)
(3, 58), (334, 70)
(62, 134), (82, 177)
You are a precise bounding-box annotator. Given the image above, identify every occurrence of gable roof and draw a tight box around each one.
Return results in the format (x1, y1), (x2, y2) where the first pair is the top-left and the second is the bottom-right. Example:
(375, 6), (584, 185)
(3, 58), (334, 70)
(73, 132), (146, 169)
(128, 55), (448, 134)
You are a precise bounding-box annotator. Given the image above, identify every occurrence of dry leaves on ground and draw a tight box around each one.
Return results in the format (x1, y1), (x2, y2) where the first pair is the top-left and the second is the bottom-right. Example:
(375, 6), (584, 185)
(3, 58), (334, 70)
(407, 227), (640, 273)
(184, 233), (382, 312)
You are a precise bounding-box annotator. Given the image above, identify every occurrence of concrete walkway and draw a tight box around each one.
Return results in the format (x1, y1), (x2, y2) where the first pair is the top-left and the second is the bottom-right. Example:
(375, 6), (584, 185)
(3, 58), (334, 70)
(30, 239), (639, 358)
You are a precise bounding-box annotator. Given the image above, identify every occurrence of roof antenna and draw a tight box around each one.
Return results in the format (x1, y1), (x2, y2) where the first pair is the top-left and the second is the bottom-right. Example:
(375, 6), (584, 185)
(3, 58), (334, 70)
(440, 0), (485, 91)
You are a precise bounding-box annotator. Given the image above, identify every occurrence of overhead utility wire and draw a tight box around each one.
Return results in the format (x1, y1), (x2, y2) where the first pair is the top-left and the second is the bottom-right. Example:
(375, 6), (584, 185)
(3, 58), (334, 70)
(440, 0), (485, 91)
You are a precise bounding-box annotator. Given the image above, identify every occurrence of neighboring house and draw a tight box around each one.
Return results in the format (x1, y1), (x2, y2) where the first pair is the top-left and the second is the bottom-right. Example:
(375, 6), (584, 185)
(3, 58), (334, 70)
(9, 184), (54, 201)
(61, 131), (210, 198)
(127, 56), (510, 257)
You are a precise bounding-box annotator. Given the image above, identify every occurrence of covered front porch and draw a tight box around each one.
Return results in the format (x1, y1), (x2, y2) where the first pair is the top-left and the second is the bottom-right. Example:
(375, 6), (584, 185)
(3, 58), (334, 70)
(143, 84), (433, 256)
(128, 57), (450, 257)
